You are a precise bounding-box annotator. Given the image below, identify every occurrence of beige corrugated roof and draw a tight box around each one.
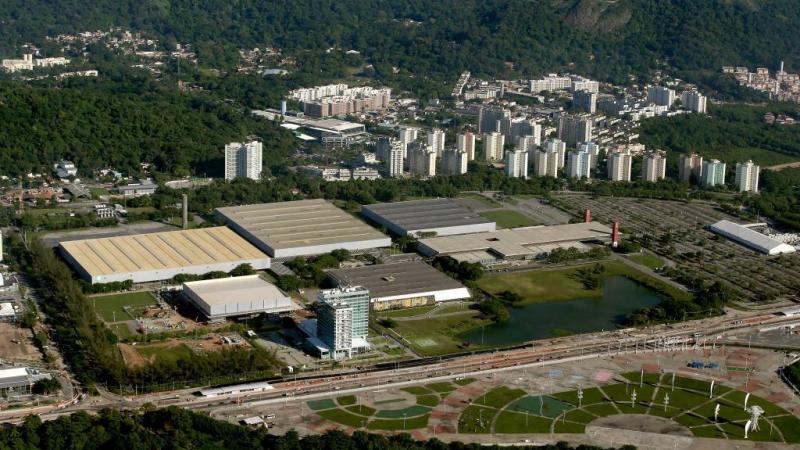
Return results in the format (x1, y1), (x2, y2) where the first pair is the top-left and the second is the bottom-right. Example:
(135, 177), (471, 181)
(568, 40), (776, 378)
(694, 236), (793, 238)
(216, 199), (388, 249)
(60, 227), (268, 277)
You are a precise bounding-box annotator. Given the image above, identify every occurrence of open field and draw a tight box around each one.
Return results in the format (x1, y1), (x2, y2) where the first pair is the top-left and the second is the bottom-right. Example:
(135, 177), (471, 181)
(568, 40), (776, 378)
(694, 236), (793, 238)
(90, 291), (158, 322)
(477, 260), (689, 305)
(454, 373), (800, 442)
(628, 253), (665, 269)
(478, 209), (539, 228)
(307, 379), (469, 431)
(552, 195), (800, 305)
(384, 309), (490, 356)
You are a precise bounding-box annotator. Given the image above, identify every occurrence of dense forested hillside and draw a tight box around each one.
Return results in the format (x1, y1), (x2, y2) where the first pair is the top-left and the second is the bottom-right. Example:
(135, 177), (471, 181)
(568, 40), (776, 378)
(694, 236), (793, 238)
(0, 79), (296, 177)
(1, 0), (799, 85)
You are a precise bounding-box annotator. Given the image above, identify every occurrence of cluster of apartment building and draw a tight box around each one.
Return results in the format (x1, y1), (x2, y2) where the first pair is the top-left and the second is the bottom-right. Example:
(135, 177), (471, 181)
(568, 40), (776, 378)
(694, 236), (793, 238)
(1, 54), (70, 72)
(289, 84), (391, 118)
(724, 63), (800, 103)
(529, 74), (600, 94)
(678, 153), (760, 193)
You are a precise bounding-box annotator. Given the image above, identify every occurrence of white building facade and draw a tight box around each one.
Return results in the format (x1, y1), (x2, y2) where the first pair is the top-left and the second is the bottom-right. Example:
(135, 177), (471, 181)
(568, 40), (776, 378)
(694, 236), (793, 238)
(224, 141), (263, 181)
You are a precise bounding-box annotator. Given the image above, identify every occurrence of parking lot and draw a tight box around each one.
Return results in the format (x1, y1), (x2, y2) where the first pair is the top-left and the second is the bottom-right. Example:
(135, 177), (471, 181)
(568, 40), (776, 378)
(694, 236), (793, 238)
(553, 194), (800, 306)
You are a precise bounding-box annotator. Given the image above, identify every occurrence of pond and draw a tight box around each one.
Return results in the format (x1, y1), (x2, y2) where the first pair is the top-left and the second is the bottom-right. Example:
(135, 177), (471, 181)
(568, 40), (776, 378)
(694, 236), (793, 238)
(460, 276), (664, 345)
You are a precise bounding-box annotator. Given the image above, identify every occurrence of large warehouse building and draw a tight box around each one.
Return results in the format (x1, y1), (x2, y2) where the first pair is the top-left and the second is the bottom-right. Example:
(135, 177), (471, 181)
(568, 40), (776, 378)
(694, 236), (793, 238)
(417, 222), (614, 264)
(327, 261), (471, 311)
(709, 220), (796, 255)
(182, 275), (298, 320)
(361, 198), (497, 237)
(60, 227), (271, 284)
(215, 200), (391, 258)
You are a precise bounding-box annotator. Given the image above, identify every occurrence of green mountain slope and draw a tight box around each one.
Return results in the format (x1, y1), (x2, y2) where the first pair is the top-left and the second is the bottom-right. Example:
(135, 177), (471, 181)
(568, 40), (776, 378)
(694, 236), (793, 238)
(1, 0), (798, 84)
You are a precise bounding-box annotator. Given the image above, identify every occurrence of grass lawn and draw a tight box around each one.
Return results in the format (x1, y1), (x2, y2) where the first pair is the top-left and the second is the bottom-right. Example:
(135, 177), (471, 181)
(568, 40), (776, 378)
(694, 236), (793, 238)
(345, 405), (376, 416)
(367, 415), (429, 431)
(387, 310), (489, 356)
(417, 395), (440, 407)
(374, 406), (430, 419)
(582, 403), (620, 417)
(508, 396), (573, 418)
(494, 411), (552, 434)
(553, 387), (607, 406)
(458, 405), (496, 434)
(563, 409), (597, 424)
(110, 323), (133, 340)
(135, 343), (194, 365)
(308, 399), (336, 411)
(378, 305), (437, 318)
(477, 260), (690, 305)
(454, 377), (477, 386)
(479, 210), (539, 228)
(401, 386), (432, 396)
(317, 409), (367, 428)
(425, 382), (455, 394)
(553, 420), (586, 434)
(90, 292), (157, 322)
(336, 395), (356, 406)
(628, 253), (665, 269)
(771, 415), (800, 443)
(476, 386), (526, 409)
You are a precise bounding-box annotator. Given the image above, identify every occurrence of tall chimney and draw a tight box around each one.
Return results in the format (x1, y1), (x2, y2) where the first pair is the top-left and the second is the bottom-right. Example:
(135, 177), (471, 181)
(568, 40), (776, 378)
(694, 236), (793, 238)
(182, 194), (188, 229)
(612, 221), (620, 247)
(584, 208), (592, 223)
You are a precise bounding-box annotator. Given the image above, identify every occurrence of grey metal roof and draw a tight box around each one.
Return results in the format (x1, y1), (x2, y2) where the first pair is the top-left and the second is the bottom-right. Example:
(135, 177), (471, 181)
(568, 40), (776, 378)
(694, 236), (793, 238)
(362, 198), (494, 232)
(327, 261), (466, 299)
(216, 200), (388, 250)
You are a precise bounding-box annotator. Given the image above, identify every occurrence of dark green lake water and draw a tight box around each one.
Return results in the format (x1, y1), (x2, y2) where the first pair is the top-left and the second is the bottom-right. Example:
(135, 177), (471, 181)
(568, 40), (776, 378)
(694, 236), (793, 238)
(460, 276), (663, 345)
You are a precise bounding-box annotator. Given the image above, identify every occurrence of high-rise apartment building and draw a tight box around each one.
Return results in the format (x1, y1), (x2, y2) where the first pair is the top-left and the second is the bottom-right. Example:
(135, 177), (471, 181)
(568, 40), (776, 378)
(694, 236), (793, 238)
(456, 132), (476, 160)
(398, 127), (419, 157)
(567, 148), (592, 179)
(375, 136), (392, 161)
(516, 135), (539, 154)
(701, 159), (727, 186)
(533, 148), (560, 178)
(678, 153), (704, 182)
(735, 160), (760, 193)
(483, 132), (506, 161)
(680, 91), (707, 114)
(505, 149), (529, 178)
(290, 84), (391, 117)
(573, 90), (597, 113)
(557, 114), (593, 146)
(642, 151), (667, 182)
(577, 142), (600, 169)
(607, 149), (633, 182)
(427, 128), (446, 156)
(224, 141), (263, 181)
(499, 117), (541, 143)
(443, 149), (469, 175)
(543, 138), (567, 169)
(647, 86), (676, 108)
(409, 144), (437, 177)
(478, 106), (510, 134)
(317, 286), (370, 359)
(387, 140), (405, 177)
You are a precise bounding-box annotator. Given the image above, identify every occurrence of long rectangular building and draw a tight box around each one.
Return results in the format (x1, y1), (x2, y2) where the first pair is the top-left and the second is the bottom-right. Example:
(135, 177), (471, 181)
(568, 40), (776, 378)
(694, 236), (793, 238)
(362, 198), (497, 237)
(60, 227), (271, 284)
(327, 261), (471, 311)
(215, 200), (391, 258)
(183, 275), (297, 319)
(417, 222), (614, 264)
(709, 220), (796, 255)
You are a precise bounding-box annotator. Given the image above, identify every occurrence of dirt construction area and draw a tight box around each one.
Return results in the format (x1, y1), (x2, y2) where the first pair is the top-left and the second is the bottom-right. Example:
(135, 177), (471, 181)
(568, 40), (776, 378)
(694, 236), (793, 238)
(552, 194), (800, 306)
(118, 333), (250, 369)
(0, 322), (42, 363)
